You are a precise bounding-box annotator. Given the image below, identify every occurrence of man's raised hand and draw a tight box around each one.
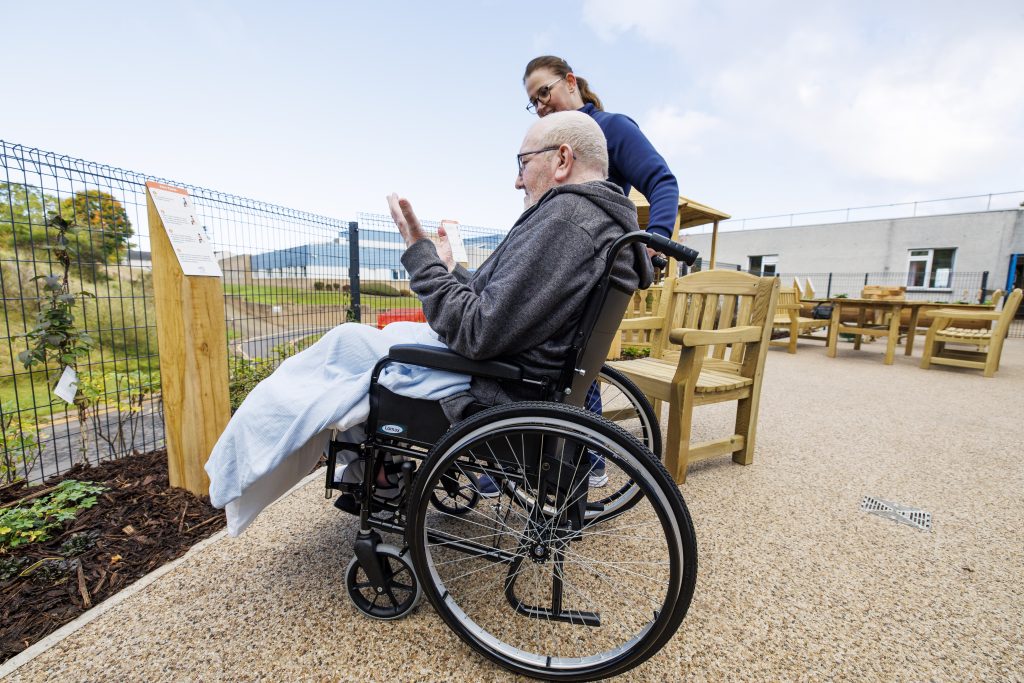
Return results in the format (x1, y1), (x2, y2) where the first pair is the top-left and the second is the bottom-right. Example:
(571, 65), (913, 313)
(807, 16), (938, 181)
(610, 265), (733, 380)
(387, 193), (428, 247)
(436, 224), (456, 272)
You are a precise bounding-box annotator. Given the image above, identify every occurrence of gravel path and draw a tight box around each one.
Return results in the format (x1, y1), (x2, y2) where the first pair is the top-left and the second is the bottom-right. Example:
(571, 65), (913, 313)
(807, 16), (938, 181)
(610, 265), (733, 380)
(5, 338), (1023, 682)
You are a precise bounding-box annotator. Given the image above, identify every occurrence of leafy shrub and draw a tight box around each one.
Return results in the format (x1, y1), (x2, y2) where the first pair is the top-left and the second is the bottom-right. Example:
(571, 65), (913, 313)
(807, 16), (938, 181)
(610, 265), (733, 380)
(0, 556), (30, 580)
(618, 346), (651, 360)
(360, 283), (401, 296)
(313, 281), (325, 291)
(1, 401), (42, 485)
(0, 480), (107, 550)
(77, 369), (161, 459)
(59, 531), (98, 557)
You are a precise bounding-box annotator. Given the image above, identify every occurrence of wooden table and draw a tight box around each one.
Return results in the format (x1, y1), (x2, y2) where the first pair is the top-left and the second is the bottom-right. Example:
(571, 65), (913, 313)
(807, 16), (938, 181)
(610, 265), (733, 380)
(826, 298), (930, 364)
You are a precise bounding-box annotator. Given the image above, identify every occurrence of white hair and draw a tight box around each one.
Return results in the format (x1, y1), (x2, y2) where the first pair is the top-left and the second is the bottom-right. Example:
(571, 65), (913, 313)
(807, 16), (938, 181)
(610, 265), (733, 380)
(534, 110), (608, 178)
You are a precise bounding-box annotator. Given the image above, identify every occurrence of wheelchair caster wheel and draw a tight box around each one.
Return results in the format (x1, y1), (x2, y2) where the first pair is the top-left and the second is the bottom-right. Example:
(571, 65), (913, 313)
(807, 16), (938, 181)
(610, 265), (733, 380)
(429, 470), (480, 515)
(345, 544), (421, 620)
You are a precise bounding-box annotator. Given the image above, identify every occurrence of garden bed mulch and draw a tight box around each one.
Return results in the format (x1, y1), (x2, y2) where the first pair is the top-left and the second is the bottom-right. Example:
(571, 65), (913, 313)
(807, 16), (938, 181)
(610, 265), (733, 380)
(0, 449), (225, 664)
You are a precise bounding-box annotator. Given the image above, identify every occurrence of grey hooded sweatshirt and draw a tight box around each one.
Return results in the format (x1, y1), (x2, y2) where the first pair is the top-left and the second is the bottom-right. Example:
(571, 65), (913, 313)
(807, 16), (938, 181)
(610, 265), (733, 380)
(400, 179), (654, 414)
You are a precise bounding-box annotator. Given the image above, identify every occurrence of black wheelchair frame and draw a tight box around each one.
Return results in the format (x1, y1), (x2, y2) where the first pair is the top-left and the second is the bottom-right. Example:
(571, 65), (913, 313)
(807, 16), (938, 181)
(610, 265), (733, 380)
(325, 231), (698, 681)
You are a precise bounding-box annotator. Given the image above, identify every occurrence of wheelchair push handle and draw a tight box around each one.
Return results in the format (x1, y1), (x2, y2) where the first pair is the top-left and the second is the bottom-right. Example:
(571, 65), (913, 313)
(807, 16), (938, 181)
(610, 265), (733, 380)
(645, 232), (699, 267)
(606, 231), (699, 272)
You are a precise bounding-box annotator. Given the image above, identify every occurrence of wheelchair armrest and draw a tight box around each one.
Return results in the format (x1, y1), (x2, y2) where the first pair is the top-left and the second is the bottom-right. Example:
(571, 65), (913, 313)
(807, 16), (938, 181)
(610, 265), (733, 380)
(388, 344), (523, 381)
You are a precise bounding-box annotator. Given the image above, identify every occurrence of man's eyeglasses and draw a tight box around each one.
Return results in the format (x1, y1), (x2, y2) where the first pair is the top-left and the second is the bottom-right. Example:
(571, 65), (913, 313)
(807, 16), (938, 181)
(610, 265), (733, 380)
(516, 146), (560, 176)
(526, 77), (564, 114)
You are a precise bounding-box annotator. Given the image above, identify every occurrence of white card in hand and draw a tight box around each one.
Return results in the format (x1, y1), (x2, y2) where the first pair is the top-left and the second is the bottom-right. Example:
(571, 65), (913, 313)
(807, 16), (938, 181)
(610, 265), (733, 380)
(53, 366), (79, 403)
(440, 220), (468, 264)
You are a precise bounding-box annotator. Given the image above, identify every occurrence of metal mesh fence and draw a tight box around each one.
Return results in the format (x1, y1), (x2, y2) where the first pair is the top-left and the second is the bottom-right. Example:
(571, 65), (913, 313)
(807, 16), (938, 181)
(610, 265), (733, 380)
(780, 271), (991, 303)
(0, 142), (361, 484)
(1, 141), (512, 484)
(352, 213), (505, 328)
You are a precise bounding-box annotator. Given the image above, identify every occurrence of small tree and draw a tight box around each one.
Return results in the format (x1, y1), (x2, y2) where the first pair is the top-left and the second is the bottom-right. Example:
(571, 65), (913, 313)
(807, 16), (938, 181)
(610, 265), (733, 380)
(59, 189), (133, 264)
(18, 215), (95, 464)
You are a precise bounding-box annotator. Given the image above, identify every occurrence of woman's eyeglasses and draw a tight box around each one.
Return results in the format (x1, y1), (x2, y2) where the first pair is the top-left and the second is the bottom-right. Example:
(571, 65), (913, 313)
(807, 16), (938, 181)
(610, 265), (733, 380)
(526, 77), (564, 114)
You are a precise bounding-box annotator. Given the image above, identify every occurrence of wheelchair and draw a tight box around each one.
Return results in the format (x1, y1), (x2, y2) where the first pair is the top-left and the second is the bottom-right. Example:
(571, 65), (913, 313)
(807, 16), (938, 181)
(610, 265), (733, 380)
(326, 232), (698, 681)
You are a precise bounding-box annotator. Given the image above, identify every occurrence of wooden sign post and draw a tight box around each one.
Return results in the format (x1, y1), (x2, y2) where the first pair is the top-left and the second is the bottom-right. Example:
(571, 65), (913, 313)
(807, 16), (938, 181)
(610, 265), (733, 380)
(146, 182), (230, 496)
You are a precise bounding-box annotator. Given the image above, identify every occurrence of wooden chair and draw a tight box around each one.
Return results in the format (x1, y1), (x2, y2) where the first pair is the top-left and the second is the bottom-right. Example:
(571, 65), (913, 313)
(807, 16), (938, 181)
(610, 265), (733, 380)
(861, 285), (906, 300)
(803, 278), (816, 300)
(771, 286), (829, 353)
(608, 285), (665, 360)
(991, 289), (1005, 308)
(608, 270), (780, 483)
(920, 288), (1022, 377)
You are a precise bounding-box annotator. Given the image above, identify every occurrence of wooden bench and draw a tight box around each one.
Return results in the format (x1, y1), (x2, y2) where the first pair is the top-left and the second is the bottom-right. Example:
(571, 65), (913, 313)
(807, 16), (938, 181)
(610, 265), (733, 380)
(771, 285), (829, 353)
(920, 288), (1022, 377)
(608, 284), (665, 359)
(608, 270), (779, 483)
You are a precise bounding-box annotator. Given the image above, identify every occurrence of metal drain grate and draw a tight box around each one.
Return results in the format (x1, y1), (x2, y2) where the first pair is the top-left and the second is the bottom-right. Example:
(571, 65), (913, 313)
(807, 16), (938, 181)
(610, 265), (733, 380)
(860, 496), (932, 531)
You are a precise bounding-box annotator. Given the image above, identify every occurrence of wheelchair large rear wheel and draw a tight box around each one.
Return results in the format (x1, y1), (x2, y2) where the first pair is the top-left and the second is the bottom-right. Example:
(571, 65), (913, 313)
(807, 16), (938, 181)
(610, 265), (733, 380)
(407, 402), (697, 681)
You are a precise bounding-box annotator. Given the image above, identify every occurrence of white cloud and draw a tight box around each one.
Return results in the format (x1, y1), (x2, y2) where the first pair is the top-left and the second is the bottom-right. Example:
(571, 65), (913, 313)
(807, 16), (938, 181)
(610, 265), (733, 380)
(715, 31), (1024, 184)
(582, 0), (695, 43)
(581, 2), (1024, 187)
(642, 107), (721, 157)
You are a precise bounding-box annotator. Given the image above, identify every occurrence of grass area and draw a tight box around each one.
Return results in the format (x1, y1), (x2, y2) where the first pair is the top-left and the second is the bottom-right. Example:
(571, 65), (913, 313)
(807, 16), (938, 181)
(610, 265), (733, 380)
(223, 284), (420, 308)
(3, 247), (161, 413)
(0, 356), (160, 410)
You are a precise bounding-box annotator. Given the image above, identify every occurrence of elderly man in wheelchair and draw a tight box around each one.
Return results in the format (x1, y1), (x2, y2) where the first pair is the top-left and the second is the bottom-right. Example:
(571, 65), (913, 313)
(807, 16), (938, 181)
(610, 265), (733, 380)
(206, 111), (698, 681)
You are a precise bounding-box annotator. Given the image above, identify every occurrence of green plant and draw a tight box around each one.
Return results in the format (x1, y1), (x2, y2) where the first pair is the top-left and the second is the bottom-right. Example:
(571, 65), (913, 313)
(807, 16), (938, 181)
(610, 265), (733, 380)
(77, 369), (161, 459)
(17, 215), (95, 376)
(0, 480), (107, 551)
(619, 346), (651, 360)
(16, 215), (96, 374)
(313, 281), (325, 291)
(1, 401), (42, 485)
(360, 283), (401, 296)
(59, 531), (98, 557)
(0, 555), (30, 579)
(834, 293), (849, 298)
(16, 215), (99, 465)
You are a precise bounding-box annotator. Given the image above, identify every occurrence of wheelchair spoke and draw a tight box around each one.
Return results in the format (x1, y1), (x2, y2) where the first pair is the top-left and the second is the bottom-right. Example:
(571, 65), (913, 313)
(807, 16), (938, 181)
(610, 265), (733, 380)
(556, 545), (667, 612)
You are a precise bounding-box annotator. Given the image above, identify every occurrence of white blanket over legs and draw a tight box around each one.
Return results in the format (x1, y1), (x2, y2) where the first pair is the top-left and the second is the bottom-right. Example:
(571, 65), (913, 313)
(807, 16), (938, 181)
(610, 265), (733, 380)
(205, 321), (470, 536)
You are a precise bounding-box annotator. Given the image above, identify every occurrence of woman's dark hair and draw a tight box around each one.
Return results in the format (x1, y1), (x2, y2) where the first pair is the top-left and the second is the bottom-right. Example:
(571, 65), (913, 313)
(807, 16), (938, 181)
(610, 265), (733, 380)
(523, 56), (604, 111)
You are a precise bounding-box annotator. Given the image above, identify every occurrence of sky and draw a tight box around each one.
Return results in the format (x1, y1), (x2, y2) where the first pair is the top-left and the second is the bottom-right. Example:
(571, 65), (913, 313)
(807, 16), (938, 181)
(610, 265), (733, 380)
(2, 0), (1023, 232)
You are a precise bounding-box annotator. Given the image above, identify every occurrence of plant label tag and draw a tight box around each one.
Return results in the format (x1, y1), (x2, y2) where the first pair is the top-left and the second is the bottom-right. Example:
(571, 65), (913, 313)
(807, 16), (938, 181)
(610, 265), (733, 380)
(53, 366), (79, 403)
(440, 219), (468, 266)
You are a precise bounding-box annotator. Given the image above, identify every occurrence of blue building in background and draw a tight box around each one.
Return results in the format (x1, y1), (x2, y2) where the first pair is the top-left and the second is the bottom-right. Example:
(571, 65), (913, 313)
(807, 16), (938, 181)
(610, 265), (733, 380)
(249, 228), (502, 281)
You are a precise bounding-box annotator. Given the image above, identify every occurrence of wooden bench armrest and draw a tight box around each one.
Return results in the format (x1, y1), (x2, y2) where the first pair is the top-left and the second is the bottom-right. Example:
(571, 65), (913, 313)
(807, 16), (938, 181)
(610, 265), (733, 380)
(924, 309), (1000, 321)
(669, 325), (762, 347)
(617, 316), (665, 331)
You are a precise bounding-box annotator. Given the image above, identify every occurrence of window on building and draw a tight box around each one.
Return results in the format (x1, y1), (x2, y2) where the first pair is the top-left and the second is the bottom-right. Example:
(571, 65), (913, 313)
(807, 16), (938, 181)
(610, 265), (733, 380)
(907, 248), (955, 289)
(748, 254), (778, 276)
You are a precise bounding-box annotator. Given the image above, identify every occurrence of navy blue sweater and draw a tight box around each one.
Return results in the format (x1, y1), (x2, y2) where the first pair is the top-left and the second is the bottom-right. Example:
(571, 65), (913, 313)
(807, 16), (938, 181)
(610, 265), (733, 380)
(580, 103), (679, 239)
